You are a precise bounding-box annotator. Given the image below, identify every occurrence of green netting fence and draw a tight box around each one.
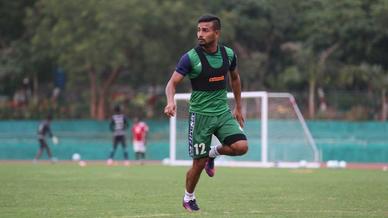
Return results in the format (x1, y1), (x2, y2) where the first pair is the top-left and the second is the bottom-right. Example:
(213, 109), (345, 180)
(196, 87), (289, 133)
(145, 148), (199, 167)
(0, 120), (387, 162)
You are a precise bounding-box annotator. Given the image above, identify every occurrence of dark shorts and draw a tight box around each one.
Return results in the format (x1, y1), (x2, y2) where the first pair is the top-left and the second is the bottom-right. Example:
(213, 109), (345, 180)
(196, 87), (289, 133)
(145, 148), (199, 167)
(188, 111), (247, 159)
(39, 139), (49, 148)
(113, 135), (127, 148)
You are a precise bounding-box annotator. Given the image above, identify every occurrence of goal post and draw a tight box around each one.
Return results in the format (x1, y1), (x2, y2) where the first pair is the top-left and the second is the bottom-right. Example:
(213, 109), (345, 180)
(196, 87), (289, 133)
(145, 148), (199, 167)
(168, 91), (321, 168)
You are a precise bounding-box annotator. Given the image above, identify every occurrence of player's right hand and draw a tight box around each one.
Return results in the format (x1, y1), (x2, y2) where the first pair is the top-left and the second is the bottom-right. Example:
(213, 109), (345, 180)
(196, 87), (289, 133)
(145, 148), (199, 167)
(164, 103), (176, 117)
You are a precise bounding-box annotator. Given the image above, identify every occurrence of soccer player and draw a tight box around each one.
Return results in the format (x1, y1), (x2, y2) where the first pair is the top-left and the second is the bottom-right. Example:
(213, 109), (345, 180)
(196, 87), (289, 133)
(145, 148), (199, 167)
(164, 14), (248, 212)
(34, 114), (57, 163)
(131, 117), (149, 164)
(107, 105), (130, 166)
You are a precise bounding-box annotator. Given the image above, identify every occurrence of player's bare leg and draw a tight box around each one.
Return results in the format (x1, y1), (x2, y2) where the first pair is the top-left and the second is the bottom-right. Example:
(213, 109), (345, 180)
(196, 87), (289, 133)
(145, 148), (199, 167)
(183, 157), (206, 212)
(186, 158), (207, 192)
(218, 140), (248, 156)
(206, 140), (248, 177)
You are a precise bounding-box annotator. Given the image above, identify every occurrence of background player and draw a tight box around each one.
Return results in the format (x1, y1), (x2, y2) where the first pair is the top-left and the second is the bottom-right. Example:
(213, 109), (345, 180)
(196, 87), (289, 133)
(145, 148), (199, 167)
(34, 114), (57, 163)
(107, 105), (129, 166)
(131, 117), (149, 164)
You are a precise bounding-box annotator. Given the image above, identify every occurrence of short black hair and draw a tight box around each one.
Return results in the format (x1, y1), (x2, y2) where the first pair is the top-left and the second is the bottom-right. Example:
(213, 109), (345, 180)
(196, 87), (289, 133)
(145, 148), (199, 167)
(114, 105), (121, 113)
(198, 14), (221, 30)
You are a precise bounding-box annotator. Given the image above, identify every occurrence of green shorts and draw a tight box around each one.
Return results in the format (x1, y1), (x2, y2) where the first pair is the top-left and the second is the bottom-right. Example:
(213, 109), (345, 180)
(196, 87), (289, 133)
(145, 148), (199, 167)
(188, 110), (247, 159)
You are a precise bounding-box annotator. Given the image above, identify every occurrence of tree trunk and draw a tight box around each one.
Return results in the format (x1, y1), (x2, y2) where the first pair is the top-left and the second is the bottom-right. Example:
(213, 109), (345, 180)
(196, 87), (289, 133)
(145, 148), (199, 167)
(88, 67), (97, 118)
(308, 78), (316, 119)
(96, 90), (106, 120)
(95, 66), (123, 120)
(32, 72), (39, 104)
(263, 29), (275, 88)
(382, 88), (387, 121)
(317, 43), (339, 70)
(308, 43), (339, 119)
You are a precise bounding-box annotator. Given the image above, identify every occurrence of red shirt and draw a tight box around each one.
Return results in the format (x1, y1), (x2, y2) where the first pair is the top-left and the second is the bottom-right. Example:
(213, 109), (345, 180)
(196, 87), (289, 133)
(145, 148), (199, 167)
(131, 122), (149, 141)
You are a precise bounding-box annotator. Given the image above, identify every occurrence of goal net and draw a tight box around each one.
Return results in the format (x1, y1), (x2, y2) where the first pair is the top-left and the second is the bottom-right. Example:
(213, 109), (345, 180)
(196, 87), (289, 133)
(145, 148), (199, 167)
(168, 91), (321, 168)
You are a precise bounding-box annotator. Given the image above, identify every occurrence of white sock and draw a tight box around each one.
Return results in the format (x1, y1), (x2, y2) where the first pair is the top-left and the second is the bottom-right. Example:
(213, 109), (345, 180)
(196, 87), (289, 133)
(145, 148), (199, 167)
(184, 190), (195, 202)
(209, 144), (221, 158)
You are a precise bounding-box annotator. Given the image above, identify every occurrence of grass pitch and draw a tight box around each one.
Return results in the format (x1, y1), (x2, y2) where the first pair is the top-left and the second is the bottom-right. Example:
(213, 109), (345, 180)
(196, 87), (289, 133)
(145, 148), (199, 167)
(0, 162), (387, 218)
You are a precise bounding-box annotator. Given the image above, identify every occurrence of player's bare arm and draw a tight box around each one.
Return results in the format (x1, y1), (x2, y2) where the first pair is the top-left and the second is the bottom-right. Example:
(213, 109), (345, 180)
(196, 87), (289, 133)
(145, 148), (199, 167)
(229, 68), (244, 128)
(164, 71), (184, 117)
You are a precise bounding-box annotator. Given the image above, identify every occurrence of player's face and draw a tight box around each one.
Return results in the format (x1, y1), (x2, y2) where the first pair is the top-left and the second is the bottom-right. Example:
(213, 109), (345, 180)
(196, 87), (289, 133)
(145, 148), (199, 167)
(197, 22), (219, 47)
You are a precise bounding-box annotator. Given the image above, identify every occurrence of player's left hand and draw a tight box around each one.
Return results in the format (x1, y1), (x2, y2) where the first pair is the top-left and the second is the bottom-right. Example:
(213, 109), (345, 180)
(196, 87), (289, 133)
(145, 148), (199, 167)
(233, 107), (245, 128)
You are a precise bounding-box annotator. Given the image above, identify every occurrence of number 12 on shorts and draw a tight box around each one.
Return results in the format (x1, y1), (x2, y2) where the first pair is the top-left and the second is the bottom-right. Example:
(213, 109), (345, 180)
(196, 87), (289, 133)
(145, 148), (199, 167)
(193, 143), (206, 155)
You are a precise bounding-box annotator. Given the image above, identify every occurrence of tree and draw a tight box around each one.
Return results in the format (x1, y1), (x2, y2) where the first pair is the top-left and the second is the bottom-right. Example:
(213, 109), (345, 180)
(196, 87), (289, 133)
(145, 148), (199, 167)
(26, 0), (143, 119)
(7, 0), (388, 120)
(288, 0), (377, 118)
(25, 0), (204, 119)
(0, 1), (37, 96)
(222, 0), (302, 90)
(370, 0), (388, 120)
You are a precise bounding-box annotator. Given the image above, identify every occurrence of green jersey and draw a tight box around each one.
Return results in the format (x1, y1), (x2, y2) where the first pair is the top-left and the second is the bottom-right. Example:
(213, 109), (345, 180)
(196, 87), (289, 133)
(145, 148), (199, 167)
(175, 45), (237, 115)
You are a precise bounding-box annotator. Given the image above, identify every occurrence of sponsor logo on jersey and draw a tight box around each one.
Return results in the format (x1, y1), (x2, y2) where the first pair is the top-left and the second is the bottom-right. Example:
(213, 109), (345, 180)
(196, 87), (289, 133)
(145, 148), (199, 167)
(209, 75), (224, 82)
